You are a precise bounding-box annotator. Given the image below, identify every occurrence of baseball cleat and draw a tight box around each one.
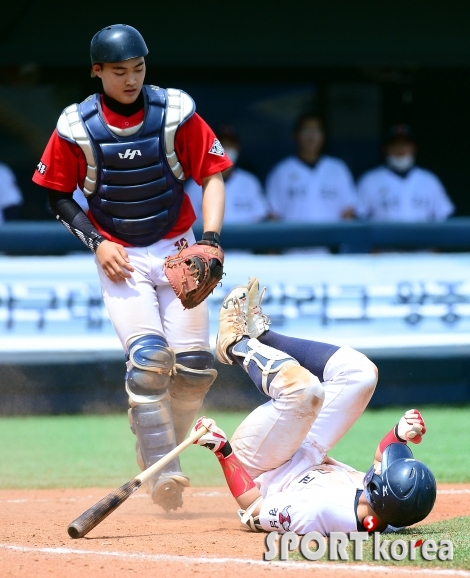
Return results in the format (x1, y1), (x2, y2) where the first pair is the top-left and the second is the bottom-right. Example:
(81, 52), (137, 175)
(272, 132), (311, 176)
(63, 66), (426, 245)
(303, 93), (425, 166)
(247, 277), (271, 338)
(216, 285), (249, 364)
(149, 473), (190, 512)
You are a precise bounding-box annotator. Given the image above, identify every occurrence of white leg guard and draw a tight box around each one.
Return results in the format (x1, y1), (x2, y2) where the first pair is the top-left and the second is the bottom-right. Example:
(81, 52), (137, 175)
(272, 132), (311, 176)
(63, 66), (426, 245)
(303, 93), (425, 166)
(126, 335), (189, 512)
(231, 340), (325, 478)
(230, 337), (300, 396)
(169, 350), (217, 445)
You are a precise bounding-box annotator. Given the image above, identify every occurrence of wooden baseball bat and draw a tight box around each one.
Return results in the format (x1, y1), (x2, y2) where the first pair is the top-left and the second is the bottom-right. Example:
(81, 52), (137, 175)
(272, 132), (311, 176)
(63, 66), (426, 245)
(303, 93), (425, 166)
(67, 420), (211, 539)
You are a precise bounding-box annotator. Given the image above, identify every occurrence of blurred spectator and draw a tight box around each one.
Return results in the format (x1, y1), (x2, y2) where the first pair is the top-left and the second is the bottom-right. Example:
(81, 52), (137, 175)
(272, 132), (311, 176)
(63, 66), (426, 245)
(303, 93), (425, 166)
(186, 125), (269, 223)
(357, 124), (454, 221)
(266, 114), (357, 222)
(0, 162), (22, 223)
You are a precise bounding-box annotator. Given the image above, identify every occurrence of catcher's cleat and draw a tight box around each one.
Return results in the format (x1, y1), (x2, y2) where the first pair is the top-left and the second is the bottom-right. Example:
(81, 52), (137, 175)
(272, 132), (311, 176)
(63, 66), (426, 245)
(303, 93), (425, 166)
(247, 277), (271, 339)
(149, 473), (190, 512)
(216, 286), (249, 364)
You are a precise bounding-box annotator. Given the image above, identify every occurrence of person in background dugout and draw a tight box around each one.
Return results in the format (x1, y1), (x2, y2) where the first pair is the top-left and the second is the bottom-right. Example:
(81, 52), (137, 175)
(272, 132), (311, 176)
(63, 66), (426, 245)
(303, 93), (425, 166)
(185, 125), (269, 224)
(357, 124), (454, 221)
(0, 162), (23, 223)
(266, 114), (357, 223)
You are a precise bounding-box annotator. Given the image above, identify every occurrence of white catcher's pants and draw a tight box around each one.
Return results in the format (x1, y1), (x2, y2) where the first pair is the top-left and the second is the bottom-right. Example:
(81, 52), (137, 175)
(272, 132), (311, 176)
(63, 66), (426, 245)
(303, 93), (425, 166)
(231, 345), (377, 480)
(96, 228), (210, 353)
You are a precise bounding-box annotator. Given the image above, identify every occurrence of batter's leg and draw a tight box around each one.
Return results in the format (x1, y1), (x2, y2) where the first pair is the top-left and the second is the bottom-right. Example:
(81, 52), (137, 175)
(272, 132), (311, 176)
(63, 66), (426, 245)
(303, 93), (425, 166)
(247, 277), (378, 454)
(217, 286), (325, 478)
(305, 345), (378, 453)
(247, 277), (340, 380)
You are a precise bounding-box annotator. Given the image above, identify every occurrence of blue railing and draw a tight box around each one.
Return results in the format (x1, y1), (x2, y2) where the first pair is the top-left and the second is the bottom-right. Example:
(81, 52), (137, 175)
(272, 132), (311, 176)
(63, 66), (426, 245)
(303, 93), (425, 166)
(0, 219), (469, 254)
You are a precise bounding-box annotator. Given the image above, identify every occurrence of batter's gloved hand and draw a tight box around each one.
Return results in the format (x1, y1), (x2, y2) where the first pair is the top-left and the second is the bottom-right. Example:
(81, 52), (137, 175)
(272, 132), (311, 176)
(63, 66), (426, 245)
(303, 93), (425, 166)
(192, 416), (228, 454)
(397, 409), (426, 444)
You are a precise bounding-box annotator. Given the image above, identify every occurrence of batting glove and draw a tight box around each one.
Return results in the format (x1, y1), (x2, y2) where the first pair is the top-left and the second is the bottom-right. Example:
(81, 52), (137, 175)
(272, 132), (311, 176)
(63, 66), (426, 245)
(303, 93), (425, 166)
(192, 416), (229, 454)
(397, 409), (426, 444)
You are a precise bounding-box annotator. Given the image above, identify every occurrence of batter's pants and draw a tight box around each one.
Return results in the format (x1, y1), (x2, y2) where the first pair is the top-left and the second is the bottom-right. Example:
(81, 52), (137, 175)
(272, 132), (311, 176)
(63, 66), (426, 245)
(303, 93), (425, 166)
(231, 344), (378, 481)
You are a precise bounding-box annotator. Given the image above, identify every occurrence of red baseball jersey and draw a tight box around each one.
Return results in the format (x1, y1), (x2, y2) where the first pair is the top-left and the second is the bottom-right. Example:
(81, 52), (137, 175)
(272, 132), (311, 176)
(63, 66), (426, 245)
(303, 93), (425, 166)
(33, 94), (231, 245)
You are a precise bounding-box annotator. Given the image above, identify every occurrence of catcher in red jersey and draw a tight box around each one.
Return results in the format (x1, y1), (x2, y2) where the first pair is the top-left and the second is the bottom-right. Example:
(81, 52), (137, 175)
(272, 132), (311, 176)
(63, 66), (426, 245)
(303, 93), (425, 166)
(192, 277), (436, 534)
(32, 24), (230, 512)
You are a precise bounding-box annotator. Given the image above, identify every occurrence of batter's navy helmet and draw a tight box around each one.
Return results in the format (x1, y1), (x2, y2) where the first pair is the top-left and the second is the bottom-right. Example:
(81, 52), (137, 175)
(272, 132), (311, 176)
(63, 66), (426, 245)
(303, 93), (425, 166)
(363, 443), (436, 527)
(90, 24), (148, 64)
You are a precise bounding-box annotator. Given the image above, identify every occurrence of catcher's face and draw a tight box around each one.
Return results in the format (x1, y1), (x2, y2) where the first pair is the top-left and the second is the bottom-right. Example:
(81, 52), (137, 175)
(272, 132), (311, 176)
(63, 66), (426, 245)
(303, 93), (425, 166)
(93, 57), (146, 105)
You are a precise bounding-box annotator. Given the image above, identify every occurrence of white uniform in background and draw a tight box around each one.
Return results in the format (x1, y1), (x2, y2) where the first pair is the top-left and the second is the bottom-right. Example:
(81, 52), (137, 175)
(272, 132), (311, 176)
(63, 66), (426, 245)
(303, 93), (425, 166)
(186, 168), (269, 223)
(357, 166), (454, 221)
(0, 163), (22, 224)
(266, 155), (357, 222)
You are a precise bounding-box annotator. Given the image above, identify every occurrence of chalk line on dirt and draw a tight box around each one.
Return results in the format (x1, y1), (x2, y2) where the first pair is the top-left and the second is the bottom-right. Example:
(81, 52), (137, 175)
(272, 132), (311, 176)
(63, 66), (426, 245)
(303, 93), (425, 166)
(0, 543), (469, 576)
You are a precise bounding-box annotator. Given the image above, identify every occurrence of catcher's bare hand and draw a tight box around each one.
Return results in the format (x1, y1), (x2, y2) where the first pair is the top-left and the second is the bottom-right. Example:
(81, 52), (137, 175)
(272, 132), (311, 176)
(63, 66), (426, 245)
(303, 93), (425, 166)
(397, 409), (426, 444)
(96, 240), (134, 283)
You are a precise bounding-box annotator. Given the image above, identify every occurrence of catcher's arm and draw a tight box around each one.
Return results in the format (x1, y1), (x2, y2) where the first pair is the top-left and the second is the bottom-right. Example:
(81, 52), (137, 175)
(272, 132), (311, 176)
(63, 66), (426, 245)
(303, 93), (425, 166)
(48, 191), (134, 283)
(192, 417), (264, 531)
(373, 409), (427, 468)
(201, 172), (225, 234)
(198, 172), (225, 280)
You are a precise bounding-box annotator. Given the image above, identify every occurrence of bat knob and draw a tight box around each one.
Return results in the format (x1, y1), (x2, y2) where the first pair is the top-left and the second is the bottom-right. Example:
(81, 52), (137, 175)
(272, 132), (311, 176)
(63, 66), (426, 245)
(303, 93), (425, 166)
(67, 524), (83, 539)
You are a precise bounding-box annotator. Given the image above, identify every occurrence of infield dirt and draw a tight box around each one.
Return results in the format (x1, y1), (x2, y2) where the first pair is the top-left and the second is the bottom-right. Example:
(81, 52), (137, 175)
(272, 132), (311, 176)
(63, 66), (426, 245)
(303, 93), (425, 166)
(0, 484), (469, 578)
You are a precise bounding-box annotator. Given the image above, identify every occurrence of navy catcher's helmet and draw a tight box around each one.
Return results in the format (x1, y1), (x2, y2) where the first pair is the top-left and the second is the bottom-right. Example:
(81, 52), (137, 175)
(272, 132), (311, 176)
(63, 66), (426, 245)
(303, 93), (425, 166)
(363, 443), (436, 527)
(90, 24), (148, 64)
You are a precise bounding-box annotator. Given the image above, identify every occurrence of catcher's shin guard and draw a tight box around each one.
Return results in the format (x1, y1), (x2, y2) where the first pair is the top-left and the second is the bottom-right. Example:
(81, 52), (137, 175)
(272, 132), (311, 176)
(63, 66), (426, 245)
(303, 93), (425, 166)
(169, 350), (217, 445)
(126, 335), (189, 511)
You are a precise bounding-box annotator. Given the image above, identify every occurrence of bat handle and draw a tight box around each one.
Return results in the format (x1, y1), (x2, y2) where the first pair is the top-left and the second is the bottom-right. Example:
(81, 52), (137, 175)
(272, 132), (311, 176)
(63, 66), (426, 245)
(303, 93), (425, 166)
(136, 422), (210, 484)
(68, 479), (141, 539)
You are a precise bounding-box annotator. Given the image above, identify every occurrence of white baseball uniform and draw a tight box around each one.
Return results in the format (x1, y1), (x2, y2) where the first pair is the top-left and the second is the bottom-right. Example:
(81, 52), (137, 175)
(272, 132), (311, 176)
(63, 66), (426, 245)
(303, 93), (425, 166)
(266, 155), (357, 222)
(96, 228), (209, 352)
(186, 167), (269, 224)
(357, 165), (454, 221)
(0, 163), (22, 224)
(230, 345), (377, 534)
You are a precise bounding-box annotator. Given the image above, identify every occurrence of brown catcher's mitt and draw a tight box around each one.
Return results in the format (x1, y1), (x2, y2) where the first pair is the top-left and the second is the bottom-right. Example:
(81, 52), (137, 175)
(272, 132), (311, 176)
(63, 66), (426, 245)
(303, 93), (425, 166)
(164, 242), (224, 309)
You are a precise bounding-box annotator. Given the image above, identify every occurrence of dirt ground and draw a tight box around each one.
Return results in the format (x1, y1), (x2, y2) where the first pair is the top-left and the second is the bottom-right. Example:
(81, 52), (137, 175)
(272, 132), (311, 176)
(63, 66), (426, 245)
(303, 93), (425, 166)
(0, 484), (469, 578)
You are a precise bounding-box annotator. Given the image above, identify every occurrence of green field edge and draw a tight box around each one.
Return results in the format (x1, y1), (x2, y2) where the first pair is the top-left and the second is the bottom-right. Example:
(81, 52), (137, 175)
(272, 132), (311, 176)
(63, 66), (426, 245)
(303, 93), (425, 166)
(0, 408), (469, 488)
